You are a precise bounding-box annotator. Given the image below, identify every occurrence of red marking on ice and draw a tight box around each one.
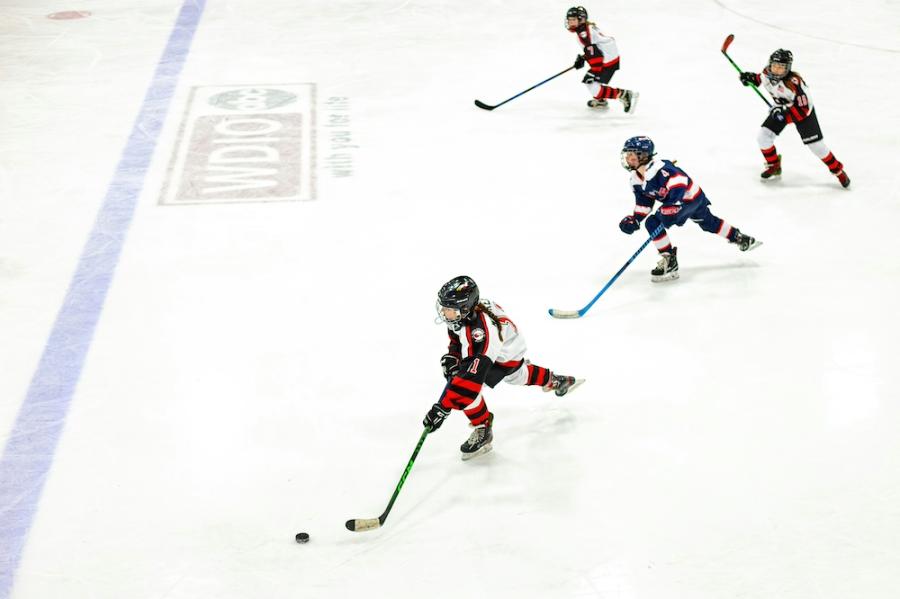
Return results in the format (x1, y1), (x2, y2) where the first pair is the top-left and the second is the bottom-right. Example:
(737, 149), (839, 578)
(47, 11), (92, 20)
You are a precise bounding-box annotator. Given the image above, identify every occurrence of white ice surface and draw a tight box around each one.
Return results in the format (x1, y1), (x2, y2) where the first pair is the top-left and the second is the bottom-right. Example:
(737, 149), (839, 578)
(1, 1), (899, 597)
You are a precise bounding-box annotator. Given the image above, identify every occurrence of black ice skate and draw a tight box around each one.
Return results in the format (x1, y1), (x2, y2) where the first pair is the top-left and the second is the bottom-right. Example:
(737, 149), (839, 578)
(543, 374), (585, 397)
(619, 90), (639, 114)
(460, 413), (493, 461)
(836, 170), (851, 188)
(587, 98), (609, 109)
(730, 230), (762, 252)
(651, 248), (679, 282)
(760, 158), (782, 180)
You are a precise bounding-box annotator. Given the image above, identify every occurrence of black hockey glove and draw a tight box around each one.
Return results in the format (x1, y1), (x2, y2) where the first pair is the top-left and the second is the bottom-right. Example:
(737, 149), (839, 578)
(423, 403), (451, 432)
(440, 354), (460, 382)
(739, 71), (758, 86)
(769, 105), (786, 123)
(619, 215), (640, 234)
(573, 54), (586, 69)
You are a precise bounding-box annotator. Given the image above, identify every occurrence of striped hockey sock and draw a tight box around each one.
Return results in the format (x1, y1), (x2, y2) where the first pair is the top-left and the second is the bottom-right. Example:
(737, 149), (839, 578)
(462, 395), (491, 426)
(821, 152), (843, 174)
(595, 85), (621, 100)
(525, 364), (551, 387)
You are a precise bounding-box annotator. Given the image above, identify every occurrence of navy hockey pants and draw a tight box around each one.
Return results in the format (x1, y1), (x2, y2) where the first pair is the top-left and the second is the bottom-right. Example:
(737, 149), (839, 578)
(645, 196), (727, 236)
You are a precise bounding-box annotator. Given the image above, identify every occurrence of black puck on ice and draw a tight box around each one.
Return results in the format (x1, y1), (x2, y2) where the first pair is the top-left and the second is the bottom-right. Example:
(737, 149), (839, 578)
(295, 532), (310, 544)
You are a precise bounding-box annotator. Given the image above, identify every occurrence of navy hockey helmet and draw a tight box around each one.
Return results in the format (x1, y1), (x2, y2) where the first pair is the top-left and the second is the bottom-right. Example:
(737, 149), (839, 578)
(767, 49), (793, 82)
(566, 6), (588, 30)
(436, 275), (480, 331)
(620, 136), (656, 171)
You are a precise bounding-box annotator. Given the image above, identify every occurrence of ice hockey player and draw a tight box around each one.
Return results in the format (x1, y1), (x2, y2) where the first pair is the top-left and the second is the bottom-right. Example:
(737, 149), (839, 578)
(424, 276), (584, 460)
(618, 136), (762, 282)
(739, 49), (850, 187)
(565, 6), (638, 113)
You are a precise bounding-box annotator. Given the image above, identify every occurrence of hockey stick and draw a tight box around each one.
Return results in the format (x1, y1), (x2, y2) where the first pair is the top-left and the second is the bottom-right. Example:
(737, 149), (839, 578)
(474, 65), (576, 111)
(721, 34), (772, 108)
(548, 223), (664, 319)
(345, 426), (430, 532)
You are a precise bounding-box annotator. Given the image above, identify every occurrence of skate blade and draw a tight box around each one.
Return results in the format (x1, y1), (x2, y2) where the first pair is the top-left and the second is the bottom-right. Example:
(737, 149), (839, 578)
(556, 378), (585, 397)
(625, 92), (639, 114)
(461, 443), (492, 461)
(744, 240), (763, 252)
(760, 173), (781, 181)
(651, 271), (680, 283)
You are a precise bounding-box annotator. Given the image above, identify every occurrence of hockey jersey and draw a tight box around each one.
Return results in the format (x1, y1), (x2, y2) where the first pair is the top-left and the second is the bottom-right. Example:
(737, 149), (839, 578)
(629, 160), (705, 222)
(572, 24), (619, 72)
(439, 300), (527, 409)
(748, 69), (814, 123)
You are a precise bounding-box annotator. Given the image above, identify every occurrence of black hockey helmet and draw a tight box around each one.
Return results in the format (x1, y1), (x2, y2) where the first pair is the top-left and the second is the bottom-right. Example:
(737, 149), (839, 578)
(767, 49), (793, 82)
(566, 6), (588, 30)
(436, 275), (480, 330)
(621, 136), (656, 171)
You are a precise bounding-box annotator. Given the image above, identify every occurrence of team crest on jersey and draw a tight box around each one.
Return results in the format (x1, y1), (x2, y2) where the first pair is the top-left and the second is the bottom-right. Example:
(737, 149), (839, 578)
(471, 328), (485, 342)
(580, 31), (587, 38)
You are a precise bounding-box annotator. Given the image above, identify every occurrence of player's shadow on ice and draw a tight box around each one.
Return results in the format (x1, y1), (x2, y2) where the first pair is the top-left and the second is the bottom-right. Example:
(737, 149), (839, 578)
(678, 261), (762, 282)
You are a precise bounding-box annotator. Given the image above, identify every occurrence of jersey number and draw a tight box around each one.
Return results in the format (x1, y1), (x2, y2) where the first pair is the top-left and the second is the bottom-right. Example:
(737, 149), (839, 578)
(468, 358), (480, 375)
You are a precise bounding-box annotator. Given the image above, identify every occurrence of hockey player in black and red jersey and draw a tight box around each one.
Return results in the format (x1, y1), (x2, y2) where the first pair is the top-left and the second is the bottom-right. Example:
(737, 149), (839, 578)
(618, 136), (762, 282)
(739, 49), (850, 187)
(423, 276), (584, 460)
(565, 6), (638, 113)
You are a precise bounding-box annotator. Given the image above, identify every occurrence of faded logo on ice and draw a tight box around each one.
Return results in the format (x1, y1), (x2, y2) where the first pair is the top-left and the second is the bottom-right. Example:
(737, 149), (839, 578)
(161, 84), (316, 205)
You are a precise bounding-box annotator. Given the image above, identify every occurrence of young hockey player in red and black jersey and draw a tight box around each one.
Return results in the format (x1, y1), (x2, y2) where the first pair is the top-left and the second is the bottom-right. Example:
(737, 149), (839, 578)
(423, 276), (584, 460)
(565, 6), (638, 113)
(618, 136), (762, 282)
(739, 49), (850, 187)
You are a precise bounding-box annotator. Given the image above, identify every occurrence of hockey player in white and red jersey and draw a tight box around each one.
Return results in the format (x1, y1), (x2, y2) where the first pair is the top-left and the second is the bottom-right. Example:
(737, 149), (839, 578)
(739, 49), (850, 187)
(423, 276), (584, 460)
(565, 6), (638, 113)
(618, 136), (762, 282)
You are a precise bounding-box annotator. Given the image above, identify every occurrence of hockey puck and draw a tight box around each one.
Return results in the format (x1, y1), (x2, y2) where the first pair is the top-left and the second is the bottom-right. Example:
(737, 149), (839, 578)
(295, 532), (310, 544)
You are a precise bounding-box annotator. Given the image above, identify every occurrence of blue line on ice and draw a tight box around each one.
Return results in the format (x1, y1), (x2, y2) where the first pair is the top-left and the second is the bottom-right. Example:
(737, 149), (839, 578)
(0, 2), (206, 597)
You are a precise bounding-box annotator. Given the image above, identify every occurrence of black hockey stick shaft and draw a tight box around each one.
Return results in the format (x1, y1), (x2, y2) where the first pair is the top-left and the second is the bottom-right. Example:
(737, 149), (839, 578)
(345, 427), (430, 532)
(721, 34), (772, 107)
(474, 65), (576, 110)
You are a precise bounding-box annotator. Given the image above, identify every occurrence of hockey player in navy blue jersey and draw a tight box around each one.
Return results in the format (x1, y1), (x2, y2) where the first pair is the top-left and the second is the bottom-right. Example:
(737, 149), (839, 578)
(618, 136), (762, 282)
(739, 49), (850, 187)
(566, 6), (638, 113)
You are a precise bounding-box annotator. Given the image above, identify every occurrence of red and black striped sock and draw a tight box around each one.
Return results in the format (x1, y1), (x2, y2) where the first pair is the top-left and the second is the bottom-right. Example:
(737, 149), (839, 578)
(463, 396), (491, 426)
(821, 152), (843, 174)
(595, 86), (621, 100)
(525, 364), (552, 387)
(761, 145), (780, 165)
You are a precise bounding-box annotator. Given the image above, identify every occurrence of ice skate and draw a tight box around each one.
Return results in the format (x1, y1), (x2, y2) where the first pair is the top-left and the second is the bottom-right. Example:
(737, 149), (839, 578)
(760, 158), (782, 180)
(651, 248), (679, 282)
(620, 90), (639, 114)
(543, 374), (585, 397)
(460, 413), (493, 461)
(587, 98), (609, 109)
(836, 169), (850, 188)
(730, 230), (762, 252)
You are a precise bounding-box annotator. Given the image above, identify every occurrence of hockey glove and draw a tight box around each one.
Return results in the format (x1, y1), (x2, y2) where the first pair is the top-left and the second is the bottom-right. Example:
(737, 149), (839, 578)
(423, 403), (451, 432)
(769, 105), (786, 123)
(739, 71), (759, 86)
(619, 215), (640, 234)
(440, 354), (461, 382)
(573, 54), (586, 70)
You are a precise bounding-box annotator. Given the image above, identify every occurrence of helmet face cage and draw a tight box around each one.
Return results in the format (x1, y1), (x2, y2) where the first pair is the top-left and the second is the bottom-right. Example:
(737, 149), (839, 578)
(565, 6), (587, 30)
(767, 49), (793, 82)
(436, 276), (479, 331)
(620, 136), (655, 171)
